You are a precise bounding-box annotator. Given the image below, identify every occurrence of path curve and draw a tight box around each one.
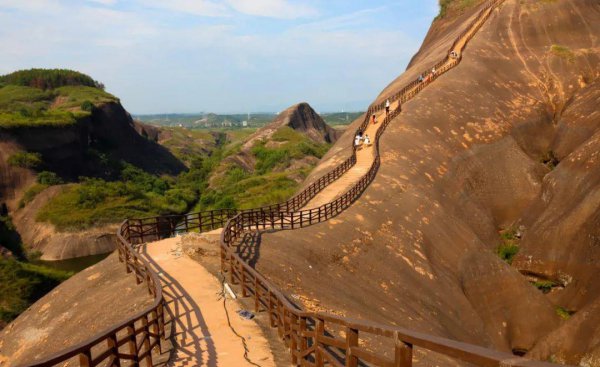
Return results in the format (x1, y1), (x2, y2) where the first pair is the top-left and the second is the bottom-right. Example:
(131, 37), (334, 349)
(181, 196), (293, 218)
(141, 236), (275, 367)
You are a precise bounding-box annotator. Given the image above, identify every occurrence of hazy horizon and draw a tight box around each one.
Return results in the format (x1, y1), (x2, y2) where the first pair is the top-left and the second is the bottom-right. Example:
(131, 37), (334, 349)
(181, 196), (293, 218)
(0, 0), (439, 114)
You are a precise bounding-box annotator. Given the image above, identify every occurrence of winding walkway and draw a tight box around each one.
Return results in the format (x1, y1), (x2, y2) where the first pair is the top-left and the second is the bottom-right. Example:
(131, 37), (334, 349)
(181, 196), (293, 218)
(20, 2), (529, 367)
(152, 2), (502, 365)
(141, 236), (275, 367)
(300, 3), (496, 209)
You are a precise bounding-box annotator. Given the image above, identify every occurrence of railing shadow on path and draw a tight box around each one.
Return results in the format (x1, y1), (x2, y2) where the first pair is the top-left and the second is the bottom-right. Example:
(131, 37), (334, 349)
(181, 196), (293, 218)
(138, 244), (219, 367)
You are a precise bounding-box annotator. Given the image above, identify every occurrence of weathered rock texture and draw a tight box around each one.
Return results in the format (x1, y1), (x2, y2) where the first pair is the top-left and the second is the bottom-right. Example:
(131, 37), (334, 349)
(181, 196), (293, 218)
(0, 253), (154, 366)
(12, 185), (118, 260)
(254, 1), (600, 365)
(0, 101), (185, 259)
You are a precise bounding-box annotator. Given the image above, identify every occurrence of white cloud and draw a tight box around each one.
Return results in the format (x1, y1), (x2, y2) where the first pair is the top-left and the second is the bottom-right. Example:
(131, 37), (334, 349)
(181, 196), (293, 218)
(141, 0), (229, 17)
(226, 0), (317, 19)
(87, 0), (118, 5)
(0, 0), (62, 12)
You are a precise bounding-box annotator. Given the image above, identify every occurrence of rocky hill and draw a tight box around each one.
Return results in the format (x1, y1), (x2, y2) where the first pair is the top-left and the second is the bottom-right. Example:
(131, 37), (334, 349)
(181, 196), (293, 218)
(199, 102), (339, 210)
(0, 70), (186, 261)
(0, 70), (192, 329)
(1, 1), (598, 366)
(225, 102), (339, 171)
(252, 1), (600, 365)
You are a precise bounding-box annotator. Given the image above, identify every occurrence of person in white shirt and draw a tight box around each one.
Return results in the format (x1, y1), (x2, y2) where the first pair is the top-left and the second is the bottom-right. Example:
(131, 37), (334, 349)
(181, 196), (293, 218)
(385, 99), (390, 116)
(354, 131), (363, 149)
(364, 134), (371, 146)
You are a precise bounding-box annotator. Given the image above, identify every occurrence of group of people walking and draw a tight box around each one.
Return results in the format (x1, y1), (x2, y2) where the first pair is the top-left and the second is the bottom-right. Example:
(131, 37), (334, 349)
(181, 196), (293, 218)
(354, 131), (371, 149)
(418, 67), (437, 84)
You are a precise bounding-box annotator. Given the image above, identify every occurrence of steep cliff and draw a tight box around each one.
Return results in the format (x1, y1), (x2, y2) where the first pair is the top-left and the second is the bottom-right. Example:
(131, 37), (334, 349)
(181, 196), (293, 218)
(254, 1), (600, 365)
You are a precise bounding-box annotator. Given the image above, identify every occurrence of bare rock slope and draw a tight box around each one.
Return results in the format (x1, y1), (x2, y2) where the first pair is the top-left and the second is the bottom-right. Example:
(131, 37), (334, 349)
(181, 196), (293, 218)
(253, 1), (600, 365)
(0, 253), (154, 366)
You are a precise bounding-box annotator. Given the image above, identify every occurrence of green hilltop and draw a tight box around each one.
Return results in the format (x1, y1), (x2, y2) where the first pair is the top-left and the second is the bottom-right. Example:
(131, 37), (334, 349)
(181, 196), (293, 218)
(0, 69), (117, 128)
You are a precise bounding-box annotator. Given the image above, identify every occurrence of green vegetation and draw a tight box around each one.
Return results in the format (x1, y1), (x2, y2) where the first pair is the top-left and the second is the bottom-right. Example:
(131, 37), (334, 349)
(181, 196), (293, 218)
(19, 184), (48, 208)
(36, 156), (217, 230)
(0, 259), (72, 325)
(31, 123), (265, 230)
(7, 152), (42, 169)
(158, 128), (219, 165)
(532, 279), (557, 294)
(0, 69), (103, 90)
(18, 172), (64, 208)
(0, 69), (116, 128)
(550, 45), (575, 62)
(196, 127), (328, 211)
(54, 85), (117, 109)
(37, 171), (64, 186)
(1, 214), (75, 326)
(555, 306), (574, 320)
(496, 228), (520, 264)
(196, 169), (301, 210)
(136, 112), (363, 130)
(437, 0), (479, 19)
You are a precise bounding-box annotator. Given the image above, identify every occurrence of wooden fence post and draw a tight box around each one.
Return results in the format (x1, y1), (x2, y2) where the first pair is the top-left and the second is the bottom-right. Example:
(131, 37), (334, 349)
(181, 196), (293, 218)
(315, 318), (324, 367)
(142, 316), (153, 367)
(394, 331), (413, 367)
(127, 323), (139, 364)
(240, 261), (248, 297)
(290, 312), (299, 365)
(108, 333), (121, 367)
(78, 350), (92, 367)
(254, 277), (260, 312)
(345, 326), (359, 367)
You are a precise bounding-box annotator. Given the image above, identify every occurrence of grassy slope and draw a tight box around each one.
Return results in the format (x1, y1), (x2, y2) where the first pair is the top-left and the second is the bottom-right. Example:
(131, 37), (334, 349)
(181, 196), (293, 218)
(0, 259), (72, 326)
(196, 126), (330, 210)
(0, 72), (117, 128)
(437, 0), (483, 19)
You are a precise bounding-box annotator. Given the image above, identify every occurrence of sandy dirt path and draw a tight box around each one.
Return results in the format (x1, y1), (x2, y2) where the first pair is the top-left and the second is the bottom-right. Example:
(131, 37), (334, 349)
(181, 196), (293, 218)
(141, 237), (276, 367)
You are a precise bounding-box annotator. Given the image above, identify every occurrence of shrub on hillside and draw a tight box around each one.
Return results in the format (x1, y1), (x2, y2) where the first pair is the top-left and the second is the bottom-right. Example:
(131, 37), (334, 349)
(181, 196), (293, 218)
(0, 69), (103, 90)
(0, 259), (72, 324)
(532, 280), (557, 294)
(81, 100), (94, 112)
(19, 184), (48, 208)
(496, 243), (519, 264)
(550, 45), (575, 62)
(37, 171), (63, 186)
(7, 152), (42, 169)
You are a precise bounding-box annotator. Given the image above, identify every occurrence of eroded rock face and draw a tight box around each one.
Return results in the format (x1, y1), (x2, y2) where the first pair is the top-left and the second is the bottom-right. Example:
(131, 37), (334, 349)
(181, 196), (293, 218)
(0, 253), (154, 366)
(254, 1), (600, 365)
(243, 103), (339, 150)
(12, 186), (117, 260)
(215, 102), (338, 181)
(0, 101), (186, 259)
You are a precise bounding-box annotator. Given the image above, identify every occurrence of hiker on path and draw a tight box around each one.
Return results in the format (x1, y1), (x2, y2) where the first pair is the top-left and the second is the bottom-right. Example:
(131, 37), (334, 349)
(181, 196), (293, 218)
(354, 132), (363, 148)
(450, 51), (459, 59)
(364, 134), (371, 146)
(418, 74), (424, 83)
(385, 99), (390, 116)
(431, 67), (437, 76)
(372, 113), (377, 125)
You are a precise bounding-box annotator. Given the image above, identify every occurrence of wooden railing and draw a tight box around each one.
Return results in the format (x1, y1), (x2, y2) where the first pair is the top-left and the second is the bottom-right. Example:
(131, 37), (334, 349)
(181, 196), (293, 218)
(19, 1), (568, 366)
(19, 221), (166, 367)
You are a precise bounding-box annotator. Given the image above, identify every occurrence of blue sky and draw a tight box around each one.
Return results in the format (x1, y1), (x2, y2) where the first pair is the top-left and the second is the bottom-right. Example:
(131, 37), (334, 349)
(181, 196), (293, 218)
(0, 0), (439, 114)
